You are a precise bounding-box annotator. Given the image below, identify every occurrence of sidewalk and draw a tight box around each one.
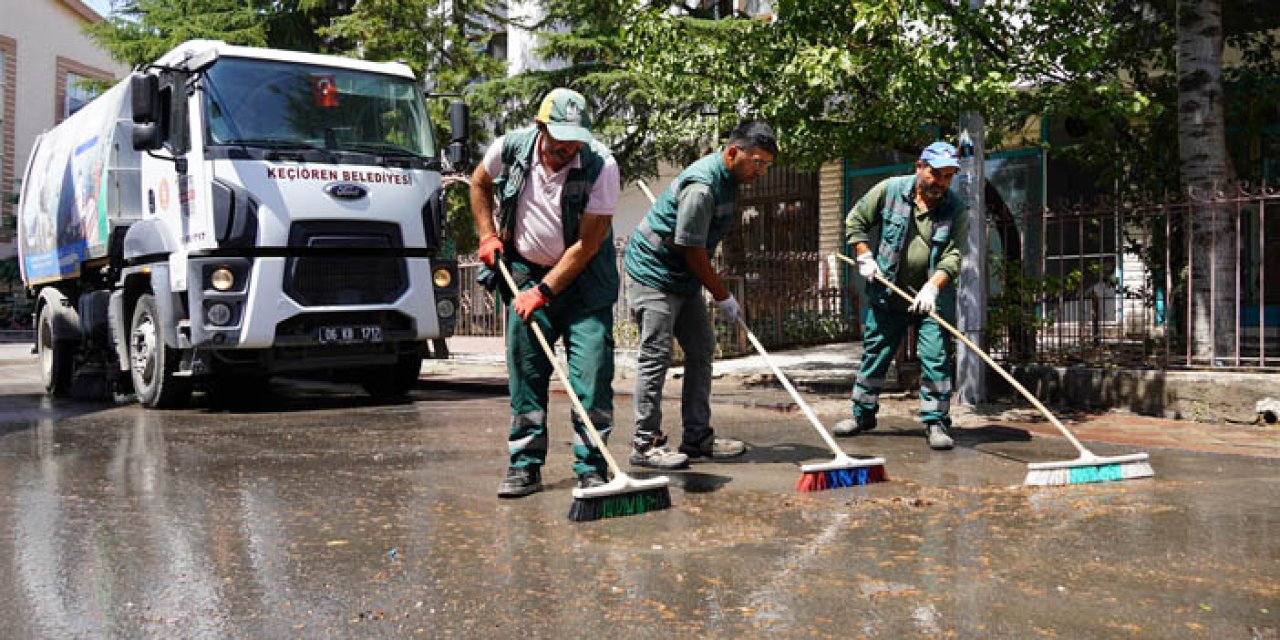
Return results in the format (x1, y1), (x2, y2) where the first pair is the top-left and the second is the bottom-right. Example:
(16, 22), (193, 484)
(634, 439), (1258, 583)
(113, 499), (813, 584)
(428, 336), (1280, 460)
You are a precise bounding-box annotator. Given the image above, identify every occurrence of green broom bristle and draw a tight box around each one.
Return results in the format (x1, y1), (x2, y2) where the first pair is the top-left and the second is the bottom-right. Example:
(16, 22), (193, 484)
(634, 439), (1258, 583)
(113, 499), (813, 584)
(567, 486), (672, 521)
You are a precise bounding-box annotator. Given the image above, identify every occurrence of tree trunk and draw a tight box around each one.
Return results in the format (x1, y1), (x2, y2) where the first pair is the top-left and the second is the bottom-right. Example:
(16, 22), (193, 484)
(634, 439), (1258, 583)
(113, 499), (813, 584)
(1176, 0), (1235, 364)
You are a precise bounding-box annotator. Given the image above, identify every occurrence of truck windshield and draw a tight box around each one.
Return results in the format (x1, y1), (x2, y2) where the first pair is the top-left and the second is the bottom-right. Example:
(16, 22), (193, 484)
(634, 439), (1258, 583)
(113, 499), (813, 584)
(202, 57), (436, 159)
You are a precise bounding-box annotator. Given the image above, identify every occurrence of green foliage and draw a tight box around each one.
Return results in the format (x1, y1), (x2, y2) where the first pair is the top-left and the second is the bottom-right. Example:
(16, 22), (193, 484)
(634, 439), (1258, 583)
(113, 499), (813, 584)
(86, 1), (355, 67)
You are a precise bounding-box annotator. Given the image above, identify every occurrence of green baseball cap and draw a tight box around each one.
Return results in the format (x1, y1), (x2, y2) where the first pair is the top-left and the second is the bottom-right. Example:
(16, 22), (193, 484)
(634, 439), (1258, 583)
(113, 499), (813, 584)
(536, 88), (592, 143)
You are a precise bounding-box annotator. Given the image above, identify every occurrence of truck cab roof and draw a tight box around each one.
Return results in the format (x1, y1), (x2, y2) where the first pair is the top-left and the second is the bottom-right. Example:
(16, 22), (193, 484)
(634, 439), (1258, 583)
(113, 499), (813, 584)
(151, 39), (417, 81)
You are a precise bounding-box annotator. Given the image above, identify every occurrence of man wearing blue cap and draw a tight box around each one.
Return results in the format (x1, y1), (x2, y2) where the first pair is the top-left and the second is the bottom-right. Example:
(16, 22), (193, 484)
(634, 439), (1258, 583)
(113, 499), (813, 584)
(470, 87), (622, 496)
(833, 141), (970, 450)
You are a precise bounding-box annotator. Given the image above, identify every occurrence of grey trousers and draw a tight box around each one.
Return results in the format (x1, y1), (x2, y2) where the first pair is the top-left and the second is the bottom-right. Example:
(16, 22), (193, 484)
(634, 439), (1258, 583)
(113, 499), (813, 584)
(627, 279), (715, 449)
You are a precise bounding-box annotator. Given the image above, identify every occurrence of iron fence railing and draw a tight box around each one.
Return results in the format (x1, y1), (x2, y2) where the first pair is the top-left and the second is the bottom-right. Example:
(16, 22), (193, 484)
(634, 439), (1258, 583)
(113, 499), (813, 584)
(988, 181), (1280, 371)
(455, 243), (854, 358)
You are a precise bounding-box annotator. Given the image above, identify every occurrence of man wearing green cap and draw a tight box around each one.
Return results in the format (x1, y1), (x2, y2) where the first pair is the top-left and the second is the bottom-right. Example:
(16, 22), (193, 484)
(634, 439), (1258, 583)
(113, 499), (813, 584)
(834, 141), (970, 450)
(470, 88), (622, 497)
(623, 119), (778, 469)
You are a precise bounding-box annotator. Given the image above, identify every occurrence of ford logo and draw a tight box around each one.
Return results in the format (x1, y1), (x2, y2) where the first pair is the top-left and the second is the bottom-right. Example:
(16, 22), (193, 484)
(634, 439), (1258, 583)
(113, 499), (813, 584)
(324, 182), (368, 200)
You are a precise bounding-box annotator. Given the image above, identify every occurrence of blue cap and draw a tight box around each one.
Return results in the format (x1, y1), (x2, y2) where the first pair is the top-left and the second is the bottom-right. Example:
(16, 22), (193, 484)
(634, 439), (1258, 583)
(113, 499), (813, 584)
(920, 141), (960, 169)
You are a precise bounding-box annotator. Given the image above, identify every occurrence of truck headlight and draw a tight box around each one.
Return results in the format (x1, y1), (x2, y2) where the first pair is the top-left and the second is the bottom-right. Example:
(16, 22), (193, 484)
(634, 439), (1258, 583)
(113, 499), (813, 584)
(207, 302), (233, 326)
(211, 267), (235, 291)
(436, 299), (455, 318)
(432, 268), (452, 288)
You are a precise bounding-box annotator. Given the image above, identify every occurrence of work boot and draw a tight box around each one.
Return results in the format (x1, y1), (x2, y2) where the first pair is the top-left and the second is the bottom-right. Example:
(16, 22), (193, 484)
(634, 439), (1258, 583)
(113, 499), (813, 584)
(832, 416), (877, 437)
(497, 466), (542, 498)
(577, 469), (608, 490)
(679, 434), (747, 460)
(925, 422), (955, 450)
(630, 443), (690, 469)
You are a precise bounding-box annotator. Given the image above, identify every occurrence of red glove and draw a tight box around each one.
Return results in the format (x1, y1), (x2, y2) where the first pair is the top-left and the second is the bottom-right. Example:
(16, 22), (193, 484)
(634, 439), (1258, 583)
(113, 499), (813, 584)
(478, 233), (504, 267)
(513, 284), (552, 321)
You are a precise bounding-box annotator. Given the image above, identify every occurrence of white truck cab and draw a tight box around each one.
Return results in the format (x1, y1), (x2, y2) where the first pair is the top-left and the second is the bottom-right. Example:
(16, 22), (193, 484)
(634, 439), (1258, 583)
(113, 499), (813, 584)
(18, 40), (467, 407)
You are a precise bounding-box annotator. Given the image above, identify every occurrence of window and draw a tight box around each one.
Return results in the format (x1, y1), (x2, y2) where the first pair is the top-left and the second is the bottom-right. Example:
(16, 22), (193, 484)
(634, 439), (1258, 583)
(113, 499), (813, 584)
(1, 35), (15, 228)
(54, 57), (113, 123)
(64, 72), (99, 118)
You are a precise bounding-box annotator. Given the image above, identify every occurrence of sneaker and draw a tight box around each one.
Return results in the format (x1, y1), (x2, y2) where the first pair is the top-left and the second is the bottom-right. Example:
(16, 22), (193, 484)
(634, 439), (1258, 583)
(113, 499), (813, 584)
(832, 417), (877, 437)
(577, 470), (608, 490)
(630, 445), (690, 469)
(497, 466), (542, 498)
(679, 435), (747, 459)
(925, 422), (955, 450)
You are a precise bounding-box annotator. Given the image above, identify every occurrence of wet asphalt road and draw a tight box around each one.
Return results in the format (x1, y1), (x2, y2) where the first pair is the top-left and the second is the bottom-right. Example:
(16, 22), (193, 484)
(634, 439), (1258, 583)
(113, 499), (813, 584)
(0, 353), (1277, 638)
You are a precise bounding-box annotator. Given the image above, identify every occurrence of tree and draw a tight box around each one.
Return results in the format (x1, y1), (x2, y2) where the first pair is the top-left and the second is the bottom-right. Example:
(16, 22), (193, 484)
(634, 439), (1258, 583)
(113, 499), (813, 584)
(1176, 0), (1234, 362)
(86, 0), (355, 67)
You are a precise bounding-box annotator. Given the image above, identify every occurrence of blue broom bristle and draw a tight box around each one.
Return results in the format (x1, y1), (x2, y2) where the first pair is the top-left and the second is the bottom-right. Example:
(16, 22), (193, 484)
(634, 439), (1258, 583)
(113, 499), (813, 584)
(567, 486), (672, 521)
(1068, 464), (1123, 484)
(796, 464), (887, 492)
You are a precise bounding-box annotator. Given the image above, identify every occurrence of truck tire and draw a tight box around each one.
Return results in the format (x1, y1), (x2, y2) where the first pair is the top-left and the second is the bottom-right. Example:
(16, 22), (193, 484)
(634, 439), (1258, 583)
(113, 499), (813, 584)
(37, 305), (73, 397)
(129, 293), (191, 408)
(361, 349), (424, 400)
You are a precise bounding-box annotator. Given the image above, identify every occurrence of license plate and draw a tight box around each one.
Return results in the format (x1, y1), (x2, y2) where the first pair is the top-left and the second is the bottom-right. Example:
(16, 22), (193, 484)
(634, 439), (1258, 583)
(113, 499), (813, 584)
(317, 325), (382, 344)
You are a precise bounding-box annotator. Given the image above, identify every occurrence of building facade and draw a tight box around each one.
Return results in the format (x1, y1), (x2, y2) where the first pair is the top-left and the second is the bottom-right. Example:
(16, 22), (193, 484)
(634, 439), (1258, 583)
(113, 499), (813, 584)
(0, 0), (129, 257)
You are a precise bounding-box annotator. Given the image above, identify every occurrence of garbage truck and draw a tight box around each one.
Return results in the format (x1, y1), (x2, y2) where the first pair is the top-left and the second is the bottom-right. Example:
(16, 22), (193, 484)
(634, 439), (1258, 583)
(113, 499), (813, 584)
(17, 40), (467, 407)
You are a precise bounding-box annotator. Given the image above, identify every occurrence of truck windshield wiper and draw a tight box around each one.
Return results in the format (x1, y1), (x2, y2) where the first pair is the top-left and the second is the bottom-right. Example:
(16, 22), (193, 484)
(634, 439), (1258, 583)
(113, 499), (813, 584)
(221, 138), (328, 152)
(333, 142), (424, 159)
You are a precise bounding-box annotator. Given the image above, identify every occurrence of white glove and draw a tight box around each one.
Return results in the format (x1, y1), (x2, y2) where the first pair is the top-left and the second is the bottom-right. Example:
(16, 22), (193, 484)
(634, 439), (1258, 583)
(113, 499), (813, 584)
(856, 252), (880, 281)
(714, 294), (741, 321)
(908, 282), (940, 315)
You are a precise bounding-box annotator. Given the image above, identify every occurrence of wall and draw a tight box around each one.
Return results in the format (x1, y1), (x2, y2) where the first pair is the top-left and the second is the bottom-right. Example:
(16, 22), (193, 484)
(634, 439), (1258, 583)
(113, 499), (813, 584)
(0, 0), (129, 257)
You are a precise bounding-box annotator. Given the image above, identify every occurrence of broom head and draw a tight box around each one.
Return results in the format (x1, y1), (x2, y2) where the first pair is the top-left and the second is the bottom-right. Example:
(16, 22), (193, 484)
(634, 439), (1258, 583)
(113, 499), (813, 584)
(568, 473), (672, 521)
(1024, 452), (1153, 486)
(797, 454), (888, 492)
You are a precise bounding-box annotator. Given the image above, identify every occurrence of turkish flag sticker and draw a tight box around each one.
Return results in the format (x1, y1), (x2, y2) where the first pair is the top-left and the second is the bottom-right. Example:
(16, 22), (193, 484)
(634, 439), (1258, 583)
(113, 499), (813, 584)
(310, 74), (339, 108)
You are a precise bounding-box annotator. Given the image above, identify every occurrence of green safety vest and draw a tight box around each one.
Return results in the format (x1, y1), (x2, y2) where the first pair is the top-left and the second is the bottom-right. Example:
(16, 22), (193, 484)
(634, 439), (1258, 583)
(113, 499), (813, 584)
(486, 126), (618, 312)
(624, 151), (738, 295)
(867, 175), (959, 310)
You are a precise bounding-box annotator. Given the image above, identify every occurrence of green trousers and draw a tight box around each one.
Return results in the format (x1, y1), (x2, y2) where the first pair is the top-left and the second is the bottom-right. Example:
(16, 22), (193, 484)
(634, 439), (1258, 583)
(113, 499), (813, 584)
(505, 292), (614, 477)
(851, 303), (954, 426)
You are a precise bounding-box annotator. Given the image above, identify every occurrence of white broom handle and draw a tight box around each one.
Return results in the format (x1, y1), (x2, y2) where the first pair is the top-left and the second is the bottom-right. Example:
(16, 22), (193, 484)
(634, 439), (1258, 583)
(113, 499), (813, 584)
(635, 180), (659, 205)
(736, 316), (847, 456)
(496, 260), (624, 475)
(634, 180), (847, 457)
(834, 252), (1093, 457)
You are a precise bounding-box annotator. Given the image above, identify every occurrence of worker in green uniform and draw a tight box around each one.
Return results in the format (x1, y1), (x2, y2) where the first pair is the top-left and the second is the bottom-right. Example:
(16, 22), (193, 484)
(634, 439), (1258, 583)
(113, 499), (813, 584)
(470, 88), (622, 497)
(834, 141), (970, 450)
(623, 120), (778, 469)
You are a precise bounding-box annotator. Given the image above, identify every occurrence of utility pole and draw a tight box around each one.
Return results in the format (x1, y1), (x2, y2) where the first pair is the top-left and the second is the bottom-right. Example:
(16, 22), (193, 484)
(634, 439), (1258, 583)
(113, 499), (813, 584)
(955, 0), (987, 406)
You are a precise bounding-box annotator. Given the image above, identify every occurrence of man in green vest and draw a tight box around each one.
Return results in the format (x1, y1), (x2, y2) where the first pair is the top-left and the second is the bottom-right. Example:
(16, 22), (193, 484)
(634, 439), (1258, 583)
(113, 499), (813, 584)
(469, 88), (622, 497)
(623, 120), (778, 469)
(834, 141), (970, 450)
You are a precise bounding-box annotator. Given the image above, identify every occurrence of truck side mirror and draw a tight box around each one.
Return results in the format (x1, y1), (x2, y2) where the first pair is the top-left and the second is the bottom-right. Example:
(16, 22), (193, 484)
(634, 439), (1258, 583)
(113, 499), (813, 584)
(132, 123), (162, 151)
(130, 73), (160, 124)
(130, 73), (163, 151)
(445, 100), (469, 168)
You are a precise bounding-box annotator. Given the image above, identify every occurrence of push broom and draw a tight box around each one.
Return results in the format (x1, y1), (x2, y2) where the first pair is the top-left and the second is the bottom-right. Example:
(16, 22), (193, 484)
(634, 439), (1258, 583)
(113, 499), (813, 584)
(495, 260), (672, 521)
(834, 252), (1154, 486)
(736, 315), (889, 491)
(632, 180), (886, 491)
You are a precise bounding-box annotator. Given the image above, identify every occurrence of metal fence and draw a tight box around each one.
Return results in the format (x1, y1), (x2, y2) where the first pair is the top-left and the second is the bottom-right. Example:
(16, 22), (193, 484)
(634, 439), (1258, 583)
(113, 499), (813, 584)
(452, 165), (849, 357)
(988, 181), (1280, 371)
(456, 243), (853, 359)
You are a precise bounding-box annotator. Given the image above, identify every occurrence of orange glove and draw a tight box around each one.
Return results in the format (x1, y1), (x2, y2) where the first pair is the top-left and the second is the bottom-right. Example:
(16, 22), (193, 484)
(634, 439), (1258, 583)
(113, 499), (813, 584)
(513, 283), (552, 321)
(478, 233), (504, 268)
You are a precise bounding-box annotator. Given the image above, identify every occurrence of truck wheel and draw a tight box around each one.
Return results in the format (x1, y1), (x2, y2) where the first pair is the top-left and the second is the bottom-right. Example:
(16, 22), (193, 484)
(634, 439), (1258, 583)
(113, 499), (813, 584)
(37, 305), (73, 397)
(129, 293), (191, 408)
(361, 349), (424, 400)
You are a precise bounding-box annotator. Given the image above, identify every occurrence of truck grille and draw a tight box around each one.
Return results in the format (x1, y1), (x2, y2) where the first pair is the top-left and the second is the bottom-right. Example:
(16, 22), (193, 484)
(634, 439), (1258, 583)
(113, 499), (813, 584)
(285, 222), (407, 306)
